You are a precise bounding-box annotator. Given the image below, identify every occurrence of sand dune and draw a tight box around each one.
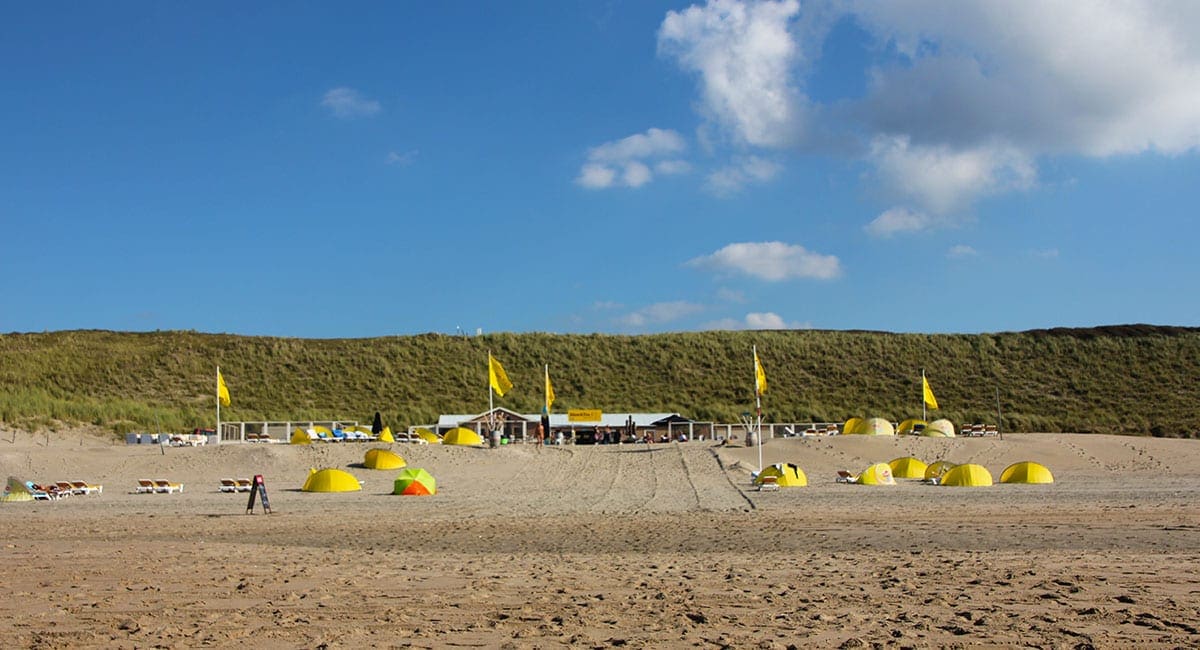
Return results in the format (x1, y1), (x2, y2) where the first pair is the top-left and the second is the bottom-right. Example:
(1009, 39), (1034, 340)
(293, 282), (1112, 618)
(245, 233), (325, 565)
(1, 429), (1198, 648)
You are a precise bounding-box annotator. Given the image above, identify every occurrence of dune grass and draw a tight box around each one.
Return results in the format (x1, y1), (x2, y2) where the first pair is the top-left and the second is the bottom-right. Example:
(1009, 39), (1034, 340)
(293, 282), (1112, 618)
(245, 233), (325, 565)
(1, 325), (1197, 437)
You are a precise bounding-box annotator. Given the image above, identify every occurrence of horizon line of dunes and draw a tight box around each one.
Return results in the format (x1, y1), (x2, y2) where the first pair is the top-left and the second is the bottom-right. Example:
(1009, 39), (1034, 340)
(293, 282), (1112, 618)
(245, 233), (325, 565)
(1, 325), (1198, 438)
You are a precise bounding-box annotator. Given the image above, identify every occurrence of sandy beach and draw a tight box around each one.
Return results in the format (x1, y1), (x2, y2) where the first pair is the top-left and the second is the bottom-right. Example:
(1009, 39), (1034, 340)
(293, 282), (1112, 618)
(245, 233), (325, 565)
(1, 429), (1198, 648)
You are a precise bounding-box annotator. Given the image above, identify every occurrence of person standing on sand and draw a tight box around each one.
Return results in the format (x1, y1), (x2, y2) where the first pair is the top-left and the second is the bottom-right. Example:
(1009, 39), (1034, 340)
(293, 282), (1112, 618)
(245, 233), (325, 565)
(535, 421), (545, 448)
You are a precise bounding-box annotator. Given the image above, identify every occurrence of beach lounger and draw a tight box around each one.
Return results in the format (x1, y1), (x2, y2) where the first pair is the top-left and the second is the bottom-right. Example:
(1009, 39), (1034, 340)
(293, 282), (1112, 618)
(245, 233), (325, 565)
(26, 481), (57, 500)
(69, 480), (103, 495)
(836, 470), (857, 484)
(56, 481), (77, 495)
(218, 478), (239, 493)
(757, 476), (780, 492)
(153, 479), (184, 494)
(234, 478), (253, 492)
(135, 479), (156, 494)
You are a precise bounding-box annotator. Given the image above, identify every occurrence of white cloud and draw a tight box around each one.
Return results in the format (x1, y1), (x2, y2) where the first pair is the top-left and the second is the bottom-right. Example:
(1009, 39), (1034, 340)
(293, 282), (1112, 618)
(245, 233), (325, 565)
(321, 87), (382, 119)
(864, 207), (933, 237)
(617, 301), (705, 328)
(852, 2), (1200, 157)
(868, 136), (1035, 216)
(588, 128), (687, 163)
(688, 241), (841, 280)
(577, 128), (689, 189)
(744, 312), (787, 329)
(576, 164), (617, 189)
(947, 244), (978, 259)
(655, 1), (1200, 221)
(592, 301), (623, 310)
(659, 0), (806, 147)
(385, 150), (418, 165)
(623, 161), (653, 188)
(703, 312), (811, 330)
(705, 156), (782, 195)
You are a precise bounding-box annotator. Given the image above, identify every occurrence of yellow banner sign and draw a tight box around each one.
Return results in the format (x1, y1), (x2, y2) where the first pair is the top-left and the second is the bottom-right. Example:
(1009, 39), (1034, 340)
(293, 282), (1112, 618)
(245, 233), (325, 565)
(568, 409), (602, 422)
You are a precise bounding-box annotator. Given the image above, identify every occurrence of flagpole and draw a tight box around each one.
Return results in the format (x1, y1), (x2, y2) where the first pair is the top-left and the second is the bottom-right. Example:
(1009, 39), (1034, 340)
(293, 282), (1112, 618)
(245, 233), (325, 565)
(754, 345), (763, 474)
(487, 352), (495, 433)
(216, 365), (221, 442)
(544, 364), (550, 414)
(921, 368), (926, 422)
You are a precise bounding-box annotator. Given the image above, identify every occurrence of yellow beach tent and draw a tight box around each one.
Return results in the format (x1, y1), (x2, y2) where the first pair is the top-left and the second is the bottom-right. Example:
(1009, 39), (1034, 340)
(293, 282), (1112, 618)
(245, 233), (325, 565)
(849, 418), (894, 436)
(290, 428), (314, 444)
(857, 462), (896, 485)
(1000, 461), (1054, 484)
(755, 463), (808, 487)
(888, 456), (929, 479)
(940, 463), (993, 487)
(1, 476), (35, 502)
(443, 427), (484, 446)
(923, 419), (956, 437)
(924, 460), (957, 481)
(364, 448), (406, 470)
(377, 426), (395, 443)
(413, 428), (441, 444)
(897, 419), (928, 436)
(842, 417), (864, 435)
(302, 468), (362, 492)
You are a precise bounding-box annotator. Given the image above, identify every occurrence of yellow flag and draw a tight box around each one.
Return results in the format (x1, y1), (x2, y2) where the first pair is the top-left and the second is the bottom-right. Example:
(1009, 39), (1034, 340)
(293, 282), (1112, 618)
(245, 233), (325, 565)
(754, 349), (767, 396)
(923, 374), (938, 410)
(217, 369), (231, 406)
(489, 353), (513, 397)
(544, 366), (555, 414)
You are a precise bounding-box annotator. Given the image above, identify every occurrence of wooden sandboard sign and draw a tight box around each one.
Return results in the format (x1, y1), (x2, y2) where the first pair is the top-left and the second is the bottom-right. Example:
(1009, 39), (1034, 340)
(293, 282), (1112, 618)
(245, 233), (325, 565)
(246, 474), (272, 514)
(568, 409), (602, 423)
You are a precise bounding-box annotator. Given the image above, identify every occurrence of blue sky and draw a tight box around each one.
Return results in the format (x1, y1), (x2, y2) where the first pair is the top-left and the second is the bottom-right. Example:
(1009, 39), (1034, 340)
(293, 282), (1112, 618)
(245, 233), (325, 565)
(4, 1), (1199, 338)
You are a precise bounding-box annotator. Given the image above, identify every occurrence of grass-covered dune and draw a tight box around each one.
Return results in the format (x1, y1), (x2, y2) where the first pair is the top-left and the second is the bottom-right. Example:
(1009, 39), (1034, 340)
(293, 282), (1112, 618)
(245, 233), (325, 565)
(1, 325), (1197, 436)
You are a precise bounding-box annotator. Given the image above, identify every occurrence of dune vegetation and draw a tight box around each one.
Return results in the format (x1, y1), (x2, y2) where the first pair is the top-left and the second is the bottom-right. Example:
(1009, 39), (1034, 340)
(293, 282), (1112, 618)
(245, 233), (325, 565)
(1, 325), (1198, 437)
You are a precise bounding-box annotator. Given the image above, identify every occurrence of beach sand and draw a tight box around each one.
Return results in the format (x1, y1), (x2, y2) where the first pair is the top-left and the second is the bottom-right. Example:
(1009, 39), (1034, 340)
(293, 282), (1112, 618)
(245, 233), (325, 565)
(1, 429), (1198, 648)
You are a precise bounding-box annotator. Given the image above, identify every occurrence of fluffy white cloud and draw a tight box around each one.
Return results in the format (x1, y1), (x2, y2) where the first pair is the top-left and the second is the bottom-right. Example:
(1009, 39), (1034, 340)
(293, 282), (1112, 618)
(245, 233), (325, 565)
(617, 301), (705, 328)
(688, 241), (841, 280)
(321, 87), (382, 118)
(852, 1), (1200, 157)
(385, 150), (417, 165)
(703, 312), (811, 330)
(577, 128), (689, 189)
(864, 207), (934, 238)
(705, 156), (782, 195)
(868, 136), (1035, 217)
(659, 0), (806, 147)
(657, 1), (1200, 221)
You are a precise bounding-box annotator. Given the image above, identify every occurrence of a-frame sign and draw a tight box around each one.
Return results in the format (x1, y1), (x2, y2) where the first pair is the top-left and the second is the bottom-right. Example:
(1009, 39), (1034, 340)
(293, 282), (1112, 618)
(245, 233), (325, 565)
(245, 474), (272, 514)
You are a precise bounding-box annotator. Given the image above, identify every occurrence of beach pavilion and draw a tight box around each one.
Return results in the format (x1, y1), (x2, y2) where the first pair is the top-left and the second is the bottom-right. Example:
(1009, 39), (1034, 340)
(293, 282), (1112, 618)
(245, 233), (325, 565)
(420, 408), (701, 444)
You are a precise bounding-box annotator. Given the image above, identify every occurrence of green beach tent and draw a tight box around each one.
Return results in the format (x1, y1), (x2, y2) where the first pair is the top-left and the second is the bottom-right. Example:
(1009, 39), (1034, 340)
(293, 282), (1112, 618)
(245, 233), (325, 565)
(393, 468), (436, 495)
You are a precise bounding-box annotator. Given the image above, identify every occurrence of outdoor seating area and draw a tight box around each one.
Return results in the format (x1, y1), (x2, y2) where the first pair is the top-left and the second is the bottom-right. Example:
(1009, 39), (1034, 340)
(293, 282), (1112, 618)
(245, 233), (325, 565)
(218, 478), (253, 493)
(135, 479), (184, 494)
(961, 424), (1000, 437)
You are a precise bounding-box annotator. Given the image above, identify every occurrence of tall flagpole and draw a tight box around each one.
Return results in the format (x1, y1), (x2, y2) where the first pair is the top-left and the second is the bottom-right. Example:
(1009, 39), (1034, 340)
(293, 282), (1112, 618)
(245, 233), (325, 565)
(921, 368), (926, 422)
(487, 351), (495, 434)
(754, 345), (763, 475)
(216, 365), (221, 441)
